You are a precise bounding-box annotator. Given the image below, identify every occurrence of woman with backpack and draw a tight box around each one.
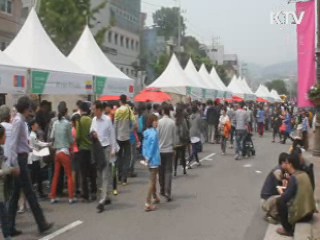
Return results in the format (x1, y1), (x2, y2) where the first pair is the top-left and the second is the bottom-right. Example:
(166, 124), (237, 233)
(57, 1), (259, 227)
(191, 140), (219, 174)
(174, 105), (189, 176)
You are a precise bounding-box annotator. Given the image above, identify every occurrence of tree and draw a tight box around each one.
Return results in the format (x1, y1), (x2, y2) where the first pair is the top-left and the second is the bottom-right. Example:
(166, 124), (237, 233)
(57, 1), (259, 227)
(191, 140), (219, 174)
(153, 7), (186, 40)
(153, 54), (170, 78)
(215, 65), (230, 86)
(39, 0), (109, 55)
(265, 79), (289, 95)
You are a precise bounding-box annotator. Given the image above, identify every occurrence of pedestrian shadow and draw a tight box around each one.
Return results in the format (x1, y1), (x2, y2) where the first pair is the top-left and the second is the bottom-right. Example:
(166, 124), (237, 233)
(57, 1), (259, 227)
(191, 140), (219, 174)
(108, 202), (136, 211)
(159, 202), (180, 211)
(173, 193), (197, 200)
(128, 179), (148, 186)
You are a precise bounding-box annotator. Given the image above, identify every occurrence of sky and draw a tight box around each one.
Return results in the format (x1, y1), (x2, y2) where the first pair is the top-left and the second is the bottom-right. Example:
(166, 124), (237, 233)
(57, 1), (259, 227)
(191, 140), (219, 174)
(141, 0), (297, 67)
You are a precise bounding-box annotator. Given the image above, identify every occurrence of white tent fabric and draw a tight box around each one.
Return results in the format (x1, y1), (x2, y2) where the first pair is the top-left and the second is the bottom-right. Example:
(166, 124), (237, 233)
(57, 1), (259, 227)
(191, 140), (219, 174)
(148, 54), (202, 98)
(240, 77), (256, 101)
(198, 64), (224, 99)
(271, 89), (282, 102)
(0, 51), (27, 94)
(255, 85), (275, 102)
(227, 75), (245, 98)
(69, 26), (133, 97)
(5, 8), (92, 95)
(210, 66), (231, 98)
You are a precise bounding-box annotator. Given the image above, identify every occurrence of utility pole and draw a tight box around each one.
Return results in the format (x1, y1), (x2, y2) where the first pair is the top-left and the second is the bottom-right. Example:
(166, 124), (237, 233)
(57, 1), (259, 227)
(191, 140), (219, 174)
(313, 0), (320, 156)
(175, 0), (181, 60)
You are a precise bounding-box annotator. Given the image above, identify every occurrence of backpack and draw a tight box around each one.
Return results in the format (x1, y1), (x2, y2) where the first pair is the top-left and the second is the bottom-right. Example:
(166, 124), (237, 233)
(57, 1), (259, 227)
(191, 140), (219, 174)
(178, 120), (190, 144)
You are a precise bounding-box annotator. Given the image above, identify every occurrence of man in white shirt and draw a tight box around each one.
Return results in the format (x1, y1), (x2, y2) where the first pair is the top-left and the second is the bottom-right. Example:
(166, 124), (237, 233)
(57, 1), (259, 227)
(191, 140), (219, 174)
(90, 101), (117, 213)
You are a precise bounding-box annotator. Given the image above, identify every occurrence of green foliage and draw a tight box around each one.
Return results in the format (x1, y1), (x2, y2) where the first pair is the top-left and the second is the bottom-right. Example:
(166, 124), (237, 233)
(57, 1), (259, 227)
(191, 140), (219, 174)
(153, 54), (171, 78)
(265, 79), (289, 95)
(153, 7), (186, 40)
(308, 83), (320, 100)
(215, 65), (230, 85)
(39, 0), (109, 55)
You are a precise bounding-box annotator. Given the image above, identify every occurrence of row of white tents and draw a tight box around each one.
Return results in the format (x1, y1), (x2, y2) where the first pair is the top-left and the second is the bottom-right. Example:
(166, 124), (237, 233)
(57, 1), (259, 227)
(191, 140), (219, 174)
(0, 8), (133, 96)
(148, 54), (282, 103)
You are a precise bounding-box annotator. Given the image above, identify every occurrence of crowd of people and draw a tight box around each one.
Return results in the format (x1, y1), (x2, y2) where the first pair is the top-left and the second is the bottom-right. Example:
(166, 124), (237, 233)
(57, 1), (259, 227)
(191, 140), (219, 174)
(0, 94), (317, 239)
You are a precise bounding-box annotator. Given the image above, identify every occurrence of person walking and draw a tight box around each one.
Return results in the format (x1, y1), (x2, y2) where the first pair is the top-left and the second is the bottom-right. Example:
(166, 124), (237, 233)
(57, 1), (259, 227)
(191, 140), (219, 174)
(158, 104), (176, 202)
(227, 104), (236, 149)
(188, 105), (202, 168)
(174, 105), (189, 176)
(219, 108), (231, 155)
(206, 100), (218, 144)
(271, 110), (282, 143)
(234, 102), (249, 160)
(142, 115), (161, 212)
(257, 106), (266, 137)
(114, 95), (135, 185)
(49, 102), (75, 204)
(77, 102), (96, 202)
(8, 96), (53, 237)
(90, 101), (118, 213)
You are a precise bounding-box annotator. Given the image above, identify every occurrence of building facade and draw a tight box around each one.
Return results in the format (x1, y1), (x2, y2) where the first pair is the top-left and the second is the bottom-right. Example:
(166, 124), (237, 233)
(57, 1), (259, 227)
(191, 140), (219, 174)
(0, 0), (22, 50)
(92, 0), (141, 82)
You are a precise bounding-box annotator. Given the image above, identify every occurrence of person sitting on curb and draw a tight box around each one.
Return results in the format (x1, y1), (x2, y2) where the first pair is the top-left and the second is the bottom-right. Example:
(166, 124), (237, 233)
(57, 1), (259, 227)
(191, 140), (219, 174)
(260, 152), (289, 224)
(276, 153), (316, 237)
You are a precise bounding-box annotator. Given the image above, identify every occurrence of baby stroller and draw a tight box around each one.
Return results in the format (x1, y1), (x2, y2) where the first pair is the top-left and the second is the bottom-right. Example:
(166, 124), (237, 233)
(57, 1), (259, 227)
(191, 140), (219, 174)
(242, 132), (256, 157)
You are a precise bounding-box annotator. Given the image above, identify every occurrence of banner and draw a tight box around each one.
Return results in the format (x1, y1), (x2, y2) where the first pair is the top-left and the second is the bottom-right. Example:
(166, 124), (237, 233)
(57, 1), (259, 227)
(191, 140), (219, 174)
(297, 0), (316, 107)
(31, 70), (93, 95)
(0, 66), (27, 94)
(94, 76), (134, 98)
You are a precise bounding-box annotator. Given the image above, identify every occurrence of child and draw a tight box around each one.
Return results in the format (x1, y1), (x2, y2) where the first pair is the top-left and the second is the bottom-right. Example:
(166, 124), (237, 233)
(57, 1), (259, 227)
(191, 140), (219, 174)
(29, 119), (50, 198)
(142, 115), (161, 212)
(0, 124), (19, 240)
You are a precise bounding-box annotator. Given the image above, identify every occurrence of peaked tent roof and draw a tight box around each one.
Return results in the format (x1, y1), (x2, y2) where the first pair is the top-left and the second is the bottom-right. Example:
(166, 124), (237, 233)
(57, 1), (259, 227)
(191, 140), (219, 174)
(184, 59), (209, 89)
(255, 85), (274, 100)
(210, 66), (228, 92)
(198, 64), (222, 91)
(148, 54), (200, 95)
(271, 89), (282, 102)
(68, 26), (132, 82)
(241, 77), (254, 95)
(4, 8), (88, 75)
(227, 75), (245, 97)
(0, 51), (23, 68)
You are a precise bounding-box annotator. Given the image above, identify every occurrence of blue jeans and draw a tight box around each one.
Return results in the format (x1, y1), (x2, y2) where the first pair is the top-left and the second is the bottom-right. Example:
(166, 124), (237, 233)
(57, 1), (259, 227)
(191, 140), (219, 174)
(0, 202), (10, 239)
(235, 130), (247, 155)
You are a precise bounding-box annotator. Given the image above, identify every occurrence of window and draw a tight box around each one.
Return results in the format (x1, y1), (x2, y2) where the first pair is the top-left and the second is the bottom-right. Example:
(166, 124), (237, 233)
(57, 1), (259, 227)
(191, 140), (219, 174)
(114, 33), (118, 45)
(131, 70), (136, 77)
(108, 31), (112, 43)
(126, 68), (129, 75)
(126, 38), (129, 49)
(120, 67), (124, 72)
(131, 40), (134, 50)
(0, 0), (12, 14)
(135, 41), (140, 51)
(120, 36), (124, 47)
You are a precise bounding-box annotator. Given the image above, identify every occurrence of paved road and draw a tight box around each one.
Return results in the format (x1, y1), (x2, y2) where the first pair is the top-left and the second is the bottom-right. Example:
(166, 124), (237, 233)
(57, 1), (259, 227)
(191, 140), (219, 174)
(14, 132), (290, 240)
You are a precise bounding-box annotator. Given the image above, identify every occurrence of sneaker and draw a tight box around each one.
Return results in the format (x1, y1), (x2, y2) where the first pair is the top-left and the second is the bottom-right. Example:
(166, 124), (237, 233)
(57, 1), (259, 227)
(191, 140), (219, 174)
(50, 199), (59, 204)
(104, 199), (112, 205)
(97, 203), (104, 213)
(11, 229), (23, 237)
(235, 154), (240, 160)
(17, 208), (25, 214)
(69, 199), (77, 204)
(113, 190), (118, 196)
(264, 215), (278, 225)
(144, 203), (157, 212)
(122, 182), (128, 186)
(152, 197), (160, 204)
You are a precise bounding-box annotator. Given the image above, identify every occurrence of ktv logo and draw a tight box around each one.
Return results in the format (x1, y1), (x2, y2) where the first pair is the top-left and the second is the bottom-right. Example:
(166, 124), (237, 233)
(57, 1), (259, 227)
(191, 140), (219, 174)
(270, 11), (305, 25)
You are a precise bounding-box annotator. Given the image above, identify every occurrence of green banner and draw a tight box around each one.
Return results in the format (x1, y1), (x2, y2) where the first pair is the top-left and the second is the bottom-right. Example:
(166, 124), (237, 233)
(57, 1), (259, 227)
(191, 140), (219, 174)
(95, 76), (107, 95)
(31, 71), (49, 94)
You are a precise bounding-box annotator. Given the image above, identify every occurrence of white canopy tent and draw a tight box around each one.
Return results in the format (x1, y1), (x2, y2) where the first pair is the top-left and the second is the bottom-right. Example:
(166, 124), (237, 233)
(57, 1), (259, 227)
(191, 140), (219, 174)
(148, 54), (203, 99)
(271, 89), (282, 102)
(210, 66), (231, 98)
(240, 77), (256, 101)
(69, 26), (134, 97)
(227, 75), (245, 99)
(0, 51), (27, 94)
(255, 85), (275, 102)
(198, 64), (224, 99)
(5, 8), (92, 95)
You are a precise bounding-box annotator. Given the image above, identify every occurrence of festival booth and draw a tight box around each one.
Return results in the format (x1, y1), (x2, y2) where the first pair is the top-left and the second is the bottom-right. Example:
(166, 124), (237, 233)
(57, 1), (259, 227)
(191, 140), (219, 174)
(255, 85), (274, 103)
(4, 8), (92, 95)
(227, 76), (245, 102)
(271, 89), (282, 103)
(210, 66), (232, 99)
(148, 54), (203, 101)
(68, 26), (134, 98)
(0, 51), (27, 94)
(198, 64), (224, 99)
(240, 77), (256, 101)
(134, 88), (172, 103)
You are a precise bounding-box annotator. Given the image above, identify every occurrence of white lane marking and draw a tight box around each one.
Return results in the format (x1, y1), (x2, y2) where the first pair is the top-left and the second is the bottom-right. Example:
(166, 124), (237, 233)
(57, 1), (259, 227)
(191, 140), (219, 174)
(190, 153), (216, 167)
(243, 164), (252, 168)
(38, 220), (83, 240)
(255, 170), (262, 174)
